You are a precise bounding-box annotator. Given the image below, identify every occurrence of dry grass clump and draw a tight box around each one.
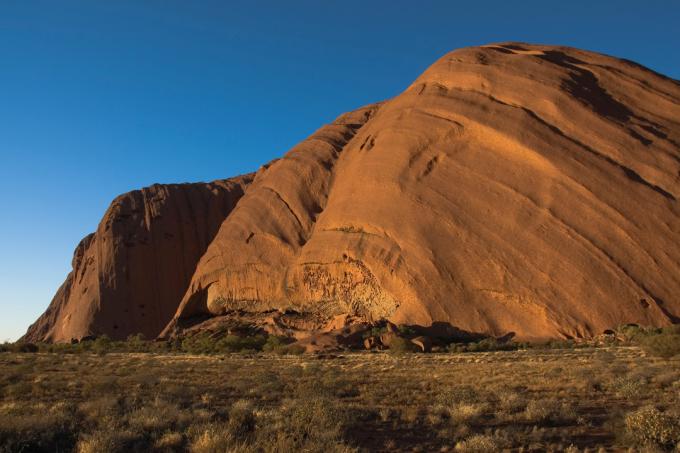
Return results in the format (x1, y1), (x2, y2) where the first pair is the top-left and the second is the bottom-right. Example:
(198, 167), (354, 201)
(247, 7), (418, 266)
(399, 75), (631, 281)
(609, 375), (646, 398)
(0, 403), (75, 453)
(187, 396), (355, 452)
(524, 398), (576, 425)
(624, 406), (680, 449)
(454, 434), (499, 452)
(261, 397), (354, 452)
(496, 390), (527, 413)
(449, 402), (489, 424)
(154, 431), (184, 450)
(189, 424), (247, 453)
(643, 333), (680, 359)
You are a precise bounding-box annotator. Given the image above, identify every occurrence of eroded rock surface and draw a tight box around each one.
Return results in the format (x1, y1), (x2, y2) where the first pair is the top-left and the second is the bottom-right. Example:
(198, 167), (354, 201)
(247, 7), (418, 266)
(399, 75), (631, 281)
(166, 43), (680, 341)
(24, 176), (252, 342)
(29, 43), (680, 342)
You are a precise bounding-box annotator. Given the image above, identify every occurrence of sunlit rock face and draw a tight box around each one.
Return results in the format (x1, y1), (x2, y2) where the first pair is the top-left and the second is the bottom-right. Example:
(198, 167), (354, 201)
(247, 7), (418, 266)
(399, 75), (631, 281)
(30, 43), (680, 342)
(24, 176), (252, 342)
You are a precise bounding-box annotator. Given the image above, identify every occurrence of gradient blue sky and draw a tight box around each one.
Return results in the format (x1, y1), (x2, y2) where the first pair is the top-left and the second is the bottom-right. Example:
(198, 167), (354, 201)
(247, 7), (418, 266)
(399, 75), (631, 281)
(1, 1), (679, 341)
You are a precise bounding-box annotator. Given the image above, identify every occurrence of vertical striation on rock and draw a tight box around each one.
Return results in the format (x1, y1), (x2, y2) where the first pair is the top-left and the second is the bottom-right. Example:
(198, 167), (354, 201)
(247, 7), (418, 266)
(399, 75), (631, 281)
(27, 43), (680, 342)
(23, 176), (252, 342)
(166, 43), (680, 340)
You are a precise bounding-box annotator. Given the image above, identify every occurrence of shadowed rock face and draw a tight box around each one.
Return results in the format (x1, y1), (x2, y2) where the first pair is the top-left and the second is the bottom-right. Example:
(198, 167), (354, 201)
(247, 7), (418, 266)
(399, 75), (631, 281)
(24, 176), (252, 342)
(29, 43), (680, 342)
(165, 43), (680, 341)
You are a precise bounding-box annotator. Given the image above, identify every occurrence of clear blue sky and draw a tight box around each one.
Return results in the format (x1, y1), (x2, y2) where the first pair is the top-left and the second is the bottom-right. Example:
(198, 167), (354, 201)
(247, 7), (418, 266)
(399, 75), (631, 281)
(1, 0), (678, 341)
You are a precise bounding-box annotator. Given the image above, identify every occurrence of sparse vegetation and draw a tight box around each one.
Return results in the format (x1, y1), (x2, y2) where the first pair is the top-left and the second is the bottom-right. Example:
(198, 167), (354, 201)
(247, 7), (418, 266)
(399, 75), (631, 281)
(0, 344), (678, 451)
(387, 336), (419, 354)
(642, 332), (680, 359)
(624, 406), (680, 449)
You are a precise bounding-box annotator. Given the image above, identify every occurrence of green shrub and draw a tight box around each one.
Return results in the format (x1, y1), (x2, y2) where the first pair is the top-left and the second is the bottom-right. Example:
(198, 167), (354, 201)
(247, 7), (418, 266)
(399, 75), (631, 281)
(181, 333), (266, 354)
(398, 325), (416, 336)
(446, 338), (519, 353)
(92, 335), (113, 355)
(362, 326), (387, 339)
(219, 334), (266, 353)
(617, 324), (660, 343)
(125, 333), (148, 352)
(262, 335), (293, 353)
(388, 337), (418, 354)
(662, 324), (680, 335)
(0, 342), (40, 353)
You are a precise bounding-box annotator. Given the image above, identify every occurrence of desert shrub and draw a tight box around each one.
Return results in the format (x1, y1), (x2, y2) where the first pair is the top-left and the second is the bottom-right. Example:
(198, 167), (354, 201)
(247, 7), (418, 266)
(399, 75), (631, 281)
(125, 333), (149, 352)
(154, 431), (184, 451)
(92, 335), (113, 355)
(437, 386), (480, 406)
(81, 374), (119, 397)
(388, 336), (418, 354)
(180, 333), (267, 354)
(609, 376), (646, 398)
(447, 343), (468, 353)
(127, 402), (179, 432)
(285, 344), (306, 355)
(0, 405), (76, 453)
(662, 324), (680, 335)
(317, 372), (360, 398)
(362, 326), (387, 339)
(642, 333), (680, 359)
(466, 338), (501, 352)
(449, 402), (489, 423)
(0, 342), (40, 353)
(221, 334), (266, 353)
(79, 396), (122, 424)
(76, 428), (125, 453)
(454, 434), (499, 452)
(258, 397), (354, 452)
(617, 324), (649, 343)
(188, 424), (247, 453)
(262, 336), (304, 355)
(13, 342), (39, 353)
(524, 399), (575, 425)
(262, 335), (292, 353)
(547, 339), (577, 349)
(624, 406), (680, 448)
(398, 324), (416, 336)
(497, 391), (527, 413)
(433, 387), (487, 424)
(447, 338), (519, 353)
(226, 400), (256, 440)
(37, 342), (76, 354)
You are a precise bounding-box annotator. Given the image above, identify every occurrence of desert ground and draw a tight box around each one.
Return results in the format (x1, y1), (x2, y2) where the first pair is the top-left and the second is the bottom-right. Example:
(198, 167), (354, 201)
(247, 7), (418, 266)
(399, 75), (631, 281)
(1, 342), (679, 452)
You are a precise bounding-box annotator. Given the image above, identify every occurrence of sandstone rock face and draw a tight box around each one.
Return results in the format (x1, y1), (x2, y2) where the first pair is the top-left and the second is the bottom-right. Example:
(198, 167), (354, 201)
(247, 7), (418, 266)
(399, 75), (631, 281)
(165, 43), (680, 341)
(29, 43), (680, 343)
(24, 176), (251, 342)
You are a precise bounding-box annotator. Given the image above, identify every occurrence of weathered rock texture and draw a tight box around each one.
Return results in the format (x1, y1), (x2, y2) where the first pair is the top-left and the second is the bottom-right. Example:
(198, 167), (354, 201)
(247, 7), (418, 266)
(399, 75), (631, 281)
(165, 43), (680, 341)
(30, 43), (680, 342)
(24, 176), (252, 342)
